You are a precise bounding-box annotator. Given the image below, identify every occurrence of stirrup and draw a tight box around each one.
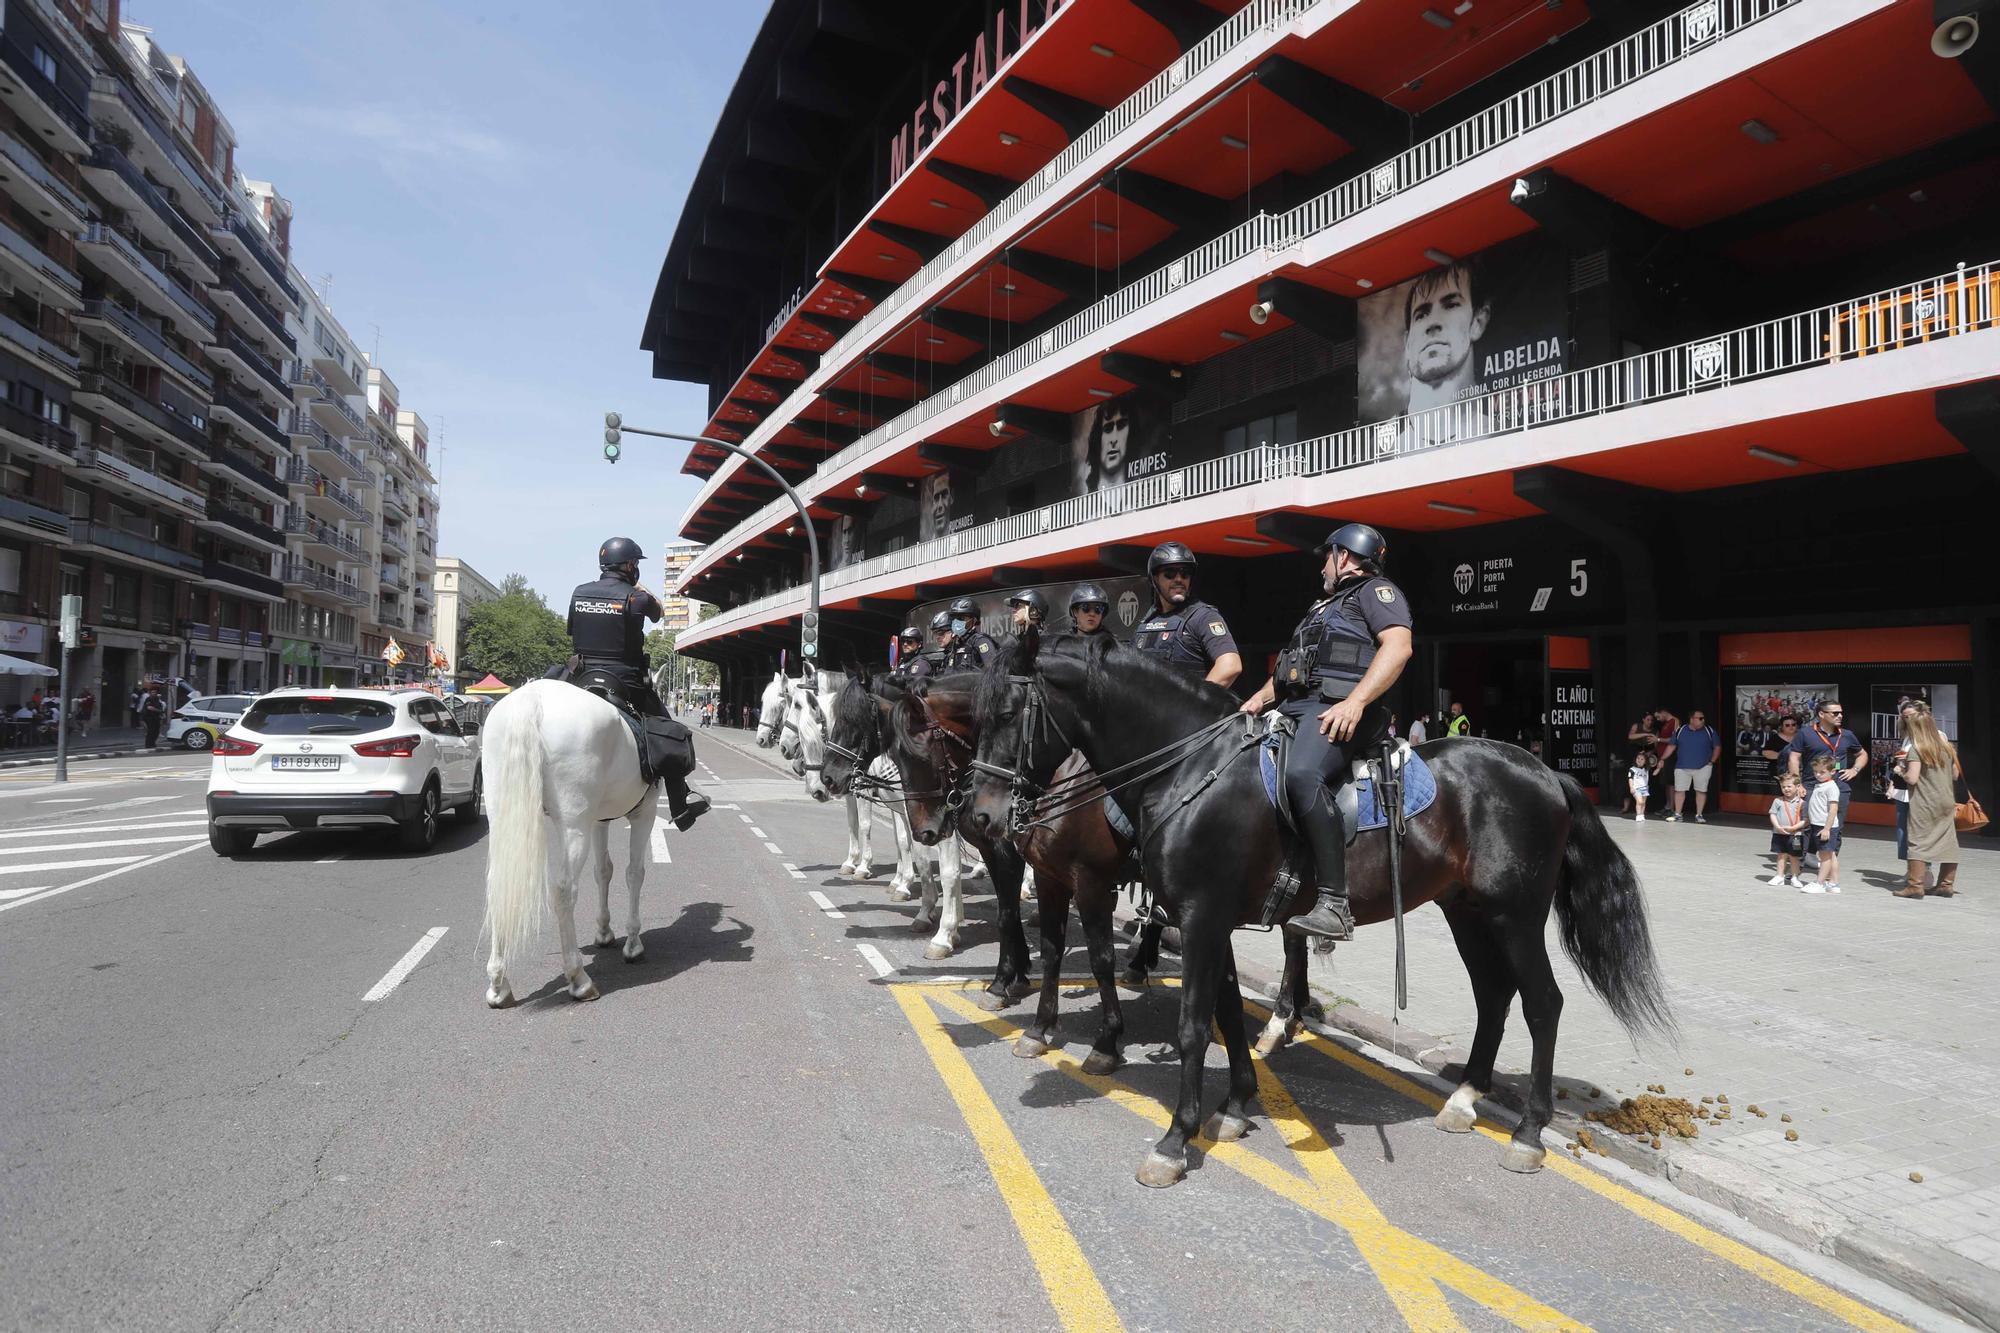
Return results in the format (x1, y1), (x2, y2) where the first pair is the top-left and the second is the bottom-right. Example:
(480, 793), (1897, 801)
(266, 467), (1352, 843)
(1286, 892), (1353, 941)
(672, 791), (711, 832)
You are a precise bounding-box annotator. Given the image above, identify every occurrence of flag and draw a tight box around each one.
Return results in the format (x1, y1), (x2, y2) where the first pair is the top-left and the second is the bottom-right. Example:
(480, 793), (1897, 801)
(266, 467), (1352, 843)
(427, 642), (450, 672)
(382, 637), (406, 666)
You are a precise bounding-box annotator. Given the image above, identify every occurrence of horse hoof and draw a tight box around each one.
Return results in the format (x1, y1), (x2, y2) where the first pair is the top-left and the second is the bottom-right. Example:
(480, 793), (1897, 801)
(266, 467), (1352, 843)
(484, 986), (513, 1009)
(592, 931), (615, 948)
(1254, 1026), (1289, 1057)
(622, 942), (645, 963)
(568, 974), (600, 1002)
(922, 940), (955, 961)
(1118, 969), (1149, 991)
(1499, 1140), (1546, 1174)
(1435, 1082), (1480, 1134)
(855, 867), (877, 881)
(1080, 1049), (1122, 1076)
(1013, 1033), (1051, 1058)
(976, 989), (1016, 1013)
(1135, 1152), (1186, 1189)
(1204, 1113), (1252, 1143)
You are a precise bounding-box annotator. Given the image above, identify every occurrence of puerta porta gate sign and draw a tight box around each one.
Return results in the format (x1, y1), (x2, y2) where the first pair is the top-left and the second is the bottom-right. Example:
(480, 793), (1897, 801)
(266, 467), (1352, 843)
(1433, 544), (1605, 627)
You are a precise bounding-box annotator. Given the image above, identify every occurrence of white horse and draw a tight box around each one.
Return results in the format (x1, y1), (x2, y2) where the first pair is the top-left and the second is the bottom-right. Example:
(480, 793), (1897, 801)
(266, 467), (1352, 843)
(787, 670), (881, 878)
(481, 680), (661, 1006)
(755, 671), (794, 752)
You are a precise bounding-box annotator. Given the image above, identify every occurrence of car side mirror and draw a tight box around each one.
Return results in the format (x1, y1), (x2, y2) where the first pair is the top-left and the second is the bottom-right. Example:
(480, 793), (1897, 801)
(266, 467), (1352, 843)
(459, 721), (479, 736)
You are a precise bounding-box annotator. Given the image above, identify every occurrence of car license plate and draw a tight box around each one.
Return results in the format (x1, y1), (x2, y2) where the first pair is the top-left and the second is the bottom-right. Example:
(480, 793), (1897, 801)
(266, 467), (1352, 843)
(272, 755), (341, 770)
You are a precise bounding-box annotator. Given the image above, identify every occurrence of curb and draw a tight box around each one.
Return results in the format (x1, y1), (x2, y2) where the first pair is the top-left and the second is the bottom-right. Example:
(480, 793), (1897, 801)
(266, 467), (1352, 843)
(1218, 947), (2000, 1333)
(0, 746), (148, 770)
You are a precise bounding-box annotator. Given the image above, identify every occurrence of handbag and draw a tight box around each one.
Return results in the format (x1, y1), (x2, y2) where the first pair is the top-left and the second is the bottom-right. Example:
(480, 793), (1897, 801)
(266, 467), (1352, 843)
(1957, 792), (1989, 834)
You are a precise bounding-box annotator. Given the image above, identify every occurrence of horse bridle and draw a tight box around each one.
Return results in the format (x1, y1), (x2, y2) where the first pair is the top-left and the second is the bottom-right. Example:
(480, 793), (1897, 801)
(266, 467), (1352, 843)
(966, 674), (1076, 832)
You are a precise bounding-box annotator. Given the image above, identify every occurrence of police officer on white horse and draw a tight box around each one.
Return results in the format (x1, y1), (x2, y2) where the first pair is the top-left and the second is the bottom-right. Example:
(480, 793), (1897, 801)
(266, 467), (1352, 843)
(1132, 541), (1242, 686)
(943, 596), (998, 672)
(1238, 523), (1412, 940)
(566, 536), (710, 829)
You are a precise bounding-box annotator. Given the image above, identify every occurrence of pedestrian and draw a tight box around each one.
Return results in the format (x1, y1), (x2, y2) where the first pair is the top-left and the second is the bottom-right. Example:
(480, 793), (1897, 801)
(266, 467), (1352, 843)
(1663, 708), (1720, 823)
(138, 686), (166, 749)
(1800, 754), (1842, 893)
(1785, 699), (1866, 827)
(1446, 700), (1470, 737)
(1895, 703), (1961, 899)
(76, 689), (95, 739)
(1766, 772), (1809, 887)
(1628, 750), (1657, 821)
(128, 686), (141, 728)
(1887, 698), (1948, 864)
(1408, 713), (1428, 745)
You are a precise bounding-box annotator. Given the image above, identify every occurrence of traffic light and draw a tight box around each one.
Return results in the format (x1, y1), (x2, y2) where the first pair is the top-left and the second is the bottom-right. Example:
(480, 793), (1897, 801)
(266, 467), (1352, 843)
(801, 609), (820, 659)
(603, 411), (622, 463)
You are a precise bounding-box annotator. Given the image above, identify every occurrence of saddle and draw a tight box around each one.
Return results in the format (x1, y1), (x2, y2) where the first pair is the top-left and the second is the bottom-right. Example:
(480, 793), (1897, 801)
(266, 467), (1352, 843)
(569, 666), (695, 787)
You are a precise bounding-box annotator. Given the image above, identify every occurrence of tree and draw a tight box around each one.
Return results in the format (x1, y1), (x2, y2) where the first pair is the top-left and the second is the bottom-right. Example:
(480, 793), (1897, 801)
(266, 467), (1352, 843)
(461, 577), (569, 684)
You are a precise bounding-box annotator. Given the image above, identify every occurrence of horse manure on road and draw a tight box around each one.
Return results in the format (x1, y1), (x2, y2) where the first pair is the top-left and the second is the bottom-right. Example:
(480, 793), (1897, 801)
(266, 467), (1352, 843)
(1587, 1094), (1701, 1145)
(1910, 1171), (1925, 1183)
(1785, 1129), (1800, 1142)
(1780, 1113), (1793, 1123)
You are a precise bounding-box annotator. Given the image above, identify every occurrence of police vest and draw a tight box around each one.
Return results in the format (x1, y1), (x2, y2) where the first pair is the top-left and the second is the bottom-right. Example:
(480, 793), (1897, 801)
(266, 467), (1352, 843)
(1133, 601), (1224, 676)
(568, 575), (648, 670)
(1281, 577), (1396, 697)
(945, 631), (996, 673)
(901, 654), (935, 681)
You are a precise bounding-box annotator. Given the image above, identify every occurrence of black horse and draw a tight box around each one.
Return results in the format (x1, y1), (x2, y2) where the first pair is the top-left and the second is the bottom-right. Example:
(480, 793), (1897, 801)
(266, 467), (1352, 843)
(968, 629), (1672, 1188)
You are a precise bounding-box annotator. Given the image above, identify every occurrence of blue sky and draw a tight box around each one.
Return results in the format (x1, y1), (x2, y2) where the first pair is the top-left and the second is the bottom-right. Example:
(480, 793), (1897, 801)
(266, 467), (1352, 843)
(148, 0), (763, 608)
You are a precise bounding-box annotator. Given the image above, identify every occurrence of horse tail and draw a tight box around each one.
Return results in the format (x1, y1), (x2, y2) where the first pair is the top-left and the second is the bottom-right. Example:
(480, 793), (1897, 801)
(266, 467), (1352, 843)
(1552, 773), (1676, 1042)
(482, 684), (549, 979)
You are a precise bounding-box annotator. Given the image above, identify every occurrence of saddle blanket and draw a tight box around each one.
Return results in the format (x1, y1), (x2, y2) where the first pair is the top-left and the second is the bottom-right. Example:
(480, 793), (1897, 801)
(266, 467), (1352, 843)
(1259, 735), (1436, 833)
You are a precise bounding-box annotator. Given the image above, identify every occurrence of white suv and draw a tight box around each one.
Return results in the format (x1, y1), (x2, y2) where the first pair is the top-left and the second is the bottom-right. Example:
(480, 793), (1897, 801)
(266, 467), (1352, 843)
(167, 695), (255, 750)
(205, 688), (481, 856)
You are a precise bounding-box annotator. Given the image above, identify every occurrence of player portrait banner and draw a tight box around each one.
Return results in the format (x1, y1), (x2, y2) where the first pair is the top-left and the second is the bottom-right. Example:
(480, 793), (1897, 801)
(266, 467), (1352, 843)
(1731, 682), (1835, 790)
(1867, 684), (1960, 799)
(1068, 389), (1171, 496)
(1356, 234), (1571, 432)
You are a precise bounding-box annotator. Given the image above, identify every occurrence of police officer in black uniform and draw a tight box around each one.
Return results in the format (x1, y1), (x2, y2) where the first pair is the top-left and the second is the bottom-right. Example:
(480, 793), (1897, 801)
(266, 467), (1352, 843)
(924, 610), (952, 672)
(943, 596), (998, 672)
(566, 537), (710, 829)
(1067, 583), (1111, 638)
(895, 626), (932, 681)
(1006, 588), (1048, 633)
(1239, 523), (1412, 940)
(1131, 542), (1242, 686)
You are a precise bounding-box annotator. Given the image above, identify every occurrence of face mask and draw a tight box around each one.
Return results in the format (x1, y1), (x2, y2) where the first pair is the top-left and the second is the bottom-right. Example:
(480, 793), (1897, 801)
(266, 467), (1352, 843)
(950, 618), (968, 634)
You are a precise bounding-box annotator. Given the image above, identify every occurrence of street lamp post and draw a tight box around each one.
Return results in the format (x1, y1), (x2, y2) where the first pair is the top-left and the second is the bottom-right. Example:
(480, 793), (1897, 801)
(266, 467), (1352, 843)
(602, 413), (823, 662)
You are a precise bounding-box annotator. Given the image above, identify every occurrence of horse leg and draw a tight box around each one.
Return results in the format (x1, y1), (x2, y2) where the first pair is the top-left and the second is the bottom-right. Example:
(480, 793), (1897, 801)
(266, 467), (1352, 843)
(1076, 884), (1125, 1075)
(1205, 961), (1258, 1143)
(621, 800), (656, 962)
(1138, 907), (1228, 1188)
(924, 836), (964, 960)
(1491, 913), (1563, 1173)
(889, 804), (917, 900)
(1016, 875), (1073, 1057)
(851, 792), (876, 879)
(1435, 902), (1516, 1134)
(1256, 931), (1314, 1056)
(1121, 917), (1163, 989)
(980, 842), (1034, 1012)
(555, 826), (598, 1001)
(590, 820), (615, 948)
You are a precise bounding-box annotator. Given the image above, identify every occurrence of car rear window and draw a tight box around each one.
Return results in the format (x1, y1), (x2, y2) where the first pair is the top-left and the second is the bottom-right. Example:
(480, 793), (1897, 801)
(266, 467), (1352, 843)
(241, 697), (395, 736)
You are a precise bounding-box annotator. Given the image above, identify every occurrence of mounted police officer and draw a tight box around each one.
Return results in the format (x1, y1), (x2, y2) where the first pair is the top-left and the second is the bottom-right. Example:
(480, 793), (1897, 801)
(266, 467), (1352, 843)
(924, 609), (952, 672)
(1131, 542), (1241, 686)
(894, 625), (932, 681)
(1067, 583), (1111, 638)
(943, 596), (997, 672)
(1238, 523), (1413, 940)
(1006, 588), (1047, 634)
(566, 537), (709, 829)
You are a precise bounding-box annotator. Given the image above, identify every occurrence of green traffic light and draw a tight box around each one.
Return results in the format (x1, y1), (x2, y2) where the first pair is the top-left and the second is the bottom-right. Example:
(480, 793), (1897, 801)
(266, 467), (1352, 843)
(604, 442), (621, 463)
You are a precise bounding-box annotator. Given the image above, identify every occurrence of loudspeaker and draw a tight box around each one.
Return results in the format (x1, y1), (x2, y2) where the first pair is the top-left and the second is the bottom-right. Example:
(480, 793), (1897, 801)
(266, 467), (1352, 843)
(1932, 10), (1979, 56)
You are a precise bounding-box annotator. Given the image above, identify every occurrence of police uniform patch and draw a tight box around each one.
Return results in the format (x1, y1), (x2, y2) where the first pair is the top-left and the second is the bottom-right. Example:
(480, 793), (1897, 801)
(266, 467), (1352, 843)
(1374, 585), (1397, 604)
(1209, 622), (1225, 636)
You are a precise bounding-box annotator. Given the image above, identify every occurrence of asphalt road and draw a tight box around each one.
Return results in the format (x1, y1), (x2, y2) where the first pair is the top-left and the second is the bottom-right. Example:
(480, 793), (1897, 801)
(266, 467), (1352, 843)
(0, 740), (1964, 1331)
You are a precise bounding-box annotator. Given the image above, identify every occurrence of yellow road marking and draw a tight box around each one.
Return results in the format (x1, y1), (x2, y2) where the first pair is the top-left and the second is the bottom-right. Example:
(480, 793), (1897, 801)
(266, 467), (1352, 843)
(932, 987), (1584, 1332)
(1245, 1002), (1909, 1333)
(888, 986), (1124, 1333)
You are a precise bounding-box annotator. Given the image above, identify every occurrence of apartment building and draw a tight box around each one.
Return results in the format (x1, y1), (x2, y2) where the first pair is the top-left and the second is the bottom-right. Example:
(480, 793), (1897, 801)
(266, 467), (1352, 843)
(657, 541), (702, 633)
(431, 554), (497, 687)
(359, 363), (439, 681)
(651, 0), (1999, 817)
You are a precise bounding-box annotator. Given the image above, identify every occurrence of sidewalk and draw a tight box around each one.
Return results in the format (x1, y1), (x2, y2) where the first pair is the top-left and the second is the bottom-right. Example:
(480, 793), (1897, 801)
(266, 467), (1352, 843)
(1231, 813), (2000, 1328)
(0, 726), (155, 768)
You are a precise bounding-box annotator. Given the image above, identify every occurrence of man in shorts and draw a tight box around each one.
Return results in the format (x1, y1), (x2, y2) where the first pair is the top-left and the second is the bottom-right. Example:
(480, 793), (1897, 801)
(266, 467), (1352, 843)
(1662, 708), (1720, 823)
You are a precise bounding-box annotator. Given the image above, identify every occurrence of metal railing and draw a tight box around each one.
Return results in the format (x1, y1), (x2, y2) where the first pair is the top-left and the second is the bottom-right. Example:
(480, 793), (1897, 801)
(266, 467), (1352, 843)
(202, 500), (284, 548)
(0, 491), (69, 538)
(0, 397), (76, 459)
(0, 307), (79, 371)
(219, 214), (298, 305)
(78, 222), (215, 330)
(71, 519), (202, 573)
(222, 328), (288, 397)
(213, 385), (287, 450)
(689, 260), (2000, 635)
(280, 512), (366, 562)
(0, 216), (82, 295)
(201, 557), (285, 599)
(89, 72), (228, 219)
(379, 526), (410, 557)
(76, 373), (208, 451)
(685, 0), (1802, 571)
(0, 132), (88, 217)
(281, 558), (367, 603)
(73, 443), (206, 510)
(288, 412), (368, 474)
(204, 441), (284, 497)
(210, 264), (295, 350)
(80, 299), (212, 392)
(0, 33), (90, 141)
(285, 459), (368, 521)
(84, 142), (219, 271)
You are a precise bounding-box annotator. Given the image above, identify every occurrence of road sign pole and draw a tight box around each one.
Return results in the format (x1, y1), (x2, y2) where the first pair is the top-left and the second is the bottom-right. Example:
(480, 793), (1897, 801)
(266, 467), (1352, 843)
(53, 645), (71, 784)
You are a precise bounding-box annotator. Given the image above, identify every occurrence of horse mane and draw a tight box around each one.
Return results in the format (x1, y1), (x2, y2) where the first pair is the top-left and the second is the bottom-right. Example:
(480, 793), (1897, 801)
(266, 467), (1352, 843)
(978, 631), (1237, 729)
(832, 674), (878, 743)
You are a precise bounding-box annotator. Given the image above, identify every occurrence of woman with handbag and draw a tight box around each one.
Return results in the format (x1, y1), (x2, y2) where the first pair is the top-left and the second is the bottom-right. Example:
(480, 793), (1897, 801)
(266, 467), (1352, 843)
(1897, 704), (1961, 899)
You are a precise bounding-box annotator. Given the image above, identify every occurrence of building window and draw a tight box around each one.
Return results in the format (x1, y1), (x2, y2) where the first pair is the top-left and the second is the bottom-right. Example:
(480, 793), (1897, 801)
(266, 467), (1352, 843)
(0, 546), (22, 595)
(31, 46), (58, 83)
(59, 564), (83, 602)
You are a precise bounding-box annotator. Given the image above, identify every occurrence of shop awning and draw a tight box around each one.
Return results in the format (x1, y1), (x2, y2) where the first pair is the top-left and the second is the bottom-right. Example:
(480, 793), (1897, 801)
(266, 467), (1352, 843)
(464, 673), (512, 696)
(0, 652), (58, 676)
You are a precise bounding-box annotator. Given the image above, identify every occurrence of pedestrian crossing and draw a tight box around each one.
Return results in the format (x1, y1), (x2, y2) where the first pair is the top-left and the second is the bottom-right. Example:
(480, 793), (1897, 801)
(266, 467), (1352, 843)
(0, 808), (208, 911)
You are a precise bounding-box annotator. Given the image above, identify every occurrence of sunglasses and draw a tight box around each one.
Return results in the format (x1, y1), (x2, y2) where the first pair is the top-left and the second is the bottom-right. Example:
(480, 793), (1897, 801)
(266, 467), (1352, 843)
(1158, 567), (1192, 580)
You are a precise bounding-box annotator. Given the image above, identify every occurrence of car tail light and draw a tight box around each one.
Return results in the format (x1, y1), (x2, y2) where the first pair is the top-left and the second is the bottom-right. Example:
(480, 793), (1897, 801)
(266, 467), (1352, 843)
(169, 710), (187, 722)
(352, 734), (422, 758)
(213, 735), (261, 757)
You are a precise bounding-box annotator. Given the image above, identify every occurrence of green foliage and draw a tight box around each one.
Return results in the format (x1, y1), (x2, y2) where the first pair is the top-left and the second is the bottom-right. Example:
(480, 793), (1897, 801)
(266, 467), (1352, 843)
(460, 578), (569, 684)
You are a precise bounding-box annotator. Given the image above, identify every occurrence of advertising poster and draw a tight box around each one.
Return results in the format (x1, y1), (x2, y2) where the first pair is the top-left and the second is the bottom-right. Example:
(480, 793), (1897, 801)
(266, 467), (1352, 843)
(1545, 669), (1598, 783)
(1867, 684), (1960, 798)
(826, 512), (862, 571)
(1069, 389), (1170, 495)
(1731, 683), (1836, 790)
(1356, 234), (1570, 446)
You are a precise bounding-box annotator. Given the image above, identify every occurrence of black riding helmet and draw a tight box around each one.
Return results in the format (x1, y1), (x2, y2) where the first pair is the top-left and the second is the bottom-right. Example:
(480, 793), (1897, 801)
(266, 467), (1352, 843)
(928, 610), (952, 633)
(1147, 541), (1198, 576)
(1317, 522), (1388, 571)
(898, 625), (923, 643)
(598, 535), (644, 572)
(1068, 582), (1109, 612)
(947, 596), (979, 618)
(1006, 588), (1048, 618)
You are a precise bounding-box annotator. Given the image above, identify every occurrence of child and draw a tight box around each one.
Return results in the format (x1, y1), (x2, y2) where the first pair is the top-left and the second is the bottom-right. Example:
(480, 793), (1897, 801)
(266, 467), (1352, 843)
(1628, 751), (1655, 820)
(1801, 754), (1842, 893)
(1767, 773), (1809, 886)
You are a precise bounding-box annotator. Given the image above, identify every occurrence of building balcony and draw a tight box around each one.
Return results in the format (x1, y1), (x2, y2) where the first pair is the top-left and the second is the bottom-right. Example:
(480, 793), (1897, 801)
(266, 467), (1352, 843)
(87, 72), (228, 223)
(309, 383), (365, 434)
(0, 306), (78, 379)
(378, 562), (406, 591)
(186, 623), (268, 650)
(207, 328), (289, 407)
(379, 485), (412, 521)
(0, 216), (80, 309)
(412, 580), (433, 606)
(69, 443), (206, 516)
(280, 511), (366, 564)
(0, 490), (69, 541)
(281, 558), (368, 605)
(80, 141), (220, 280)
(199, 556), (285, 604)
(197, 500), (286, 554)
(77, 299), (212, 395)
(311, 327), (365, 396)
(74, 369), (208, 459)
(285, 458), (368, 523)
(199, 441), (286, 505)
(0, 125), (87, 228)
(378, 526), (410, 558)
(206, 264), (294, 354)
(0, 31), (91, 152)
(210, 384), (288, 453)
(69, 519), (202, 577)
(210, 213), (297, 310)
(78, 223), (216, 334)
(286, 412), (367, 480)
(0, 389), (76, 467)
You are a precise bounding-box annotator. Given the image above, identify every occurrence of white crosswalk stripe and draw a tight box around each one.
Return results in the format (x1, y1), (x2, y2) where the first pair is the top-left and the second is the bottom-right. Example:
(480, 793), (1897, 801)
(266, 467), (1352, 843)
(0, 817), (205, 840)
(0, 833), (207, 858)
(0, 855), (149, 878)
